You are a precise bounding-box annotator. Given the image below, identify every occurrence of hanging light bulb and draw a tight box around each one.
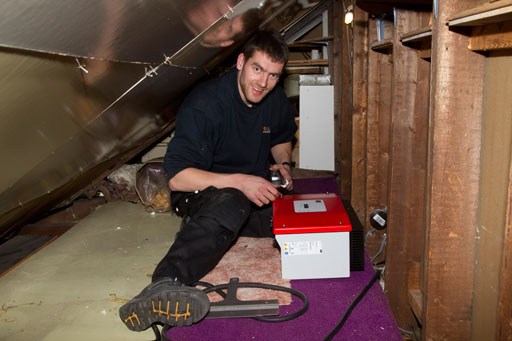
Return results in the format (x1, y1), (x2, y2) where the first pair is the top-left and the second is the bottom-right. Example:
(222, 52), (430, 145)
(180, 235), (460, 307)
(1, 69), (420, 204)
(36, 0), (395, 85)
(344, 5), (353, 25)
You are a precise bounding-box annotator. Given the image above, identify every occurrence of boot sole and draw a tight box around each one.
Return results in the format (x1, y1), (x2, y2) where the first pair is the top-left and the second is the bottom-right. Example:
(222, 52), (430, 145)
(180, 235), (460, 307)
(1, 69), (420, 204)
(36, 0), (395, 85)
(119, 287), (210, 331)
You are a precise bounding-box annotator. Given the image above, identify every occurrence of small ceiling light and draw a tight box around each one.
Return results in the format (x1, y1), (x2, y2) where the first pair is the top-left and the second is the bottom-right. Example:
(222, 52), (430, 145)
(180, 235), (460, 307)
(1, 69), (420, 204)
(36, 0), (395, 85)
(344, 5), (353, 25)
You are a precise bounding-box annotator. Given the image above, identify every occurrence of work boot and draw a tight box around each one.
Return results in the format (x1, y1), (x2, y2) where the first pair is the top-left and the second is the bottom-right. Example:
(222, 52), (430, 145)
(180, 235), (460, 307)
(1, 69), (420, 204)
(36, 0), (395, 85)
(119, 278), (210, 331)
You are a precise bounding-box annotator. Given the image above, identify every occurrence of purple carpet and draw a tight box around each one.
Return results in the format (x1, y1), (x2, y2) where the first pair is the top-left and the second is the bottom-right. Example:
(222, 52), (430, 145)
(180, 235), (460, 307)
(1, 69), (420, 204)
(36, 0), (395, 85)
(167, 178), (401, 340)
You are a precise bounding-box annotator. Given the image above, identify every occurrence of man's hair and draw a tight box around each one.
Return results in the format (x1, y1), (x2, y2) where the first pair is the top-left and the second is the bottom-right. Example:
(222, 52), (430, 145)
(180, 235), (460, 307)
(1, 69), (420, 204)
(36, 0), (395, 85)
(241, 30), (289, 64)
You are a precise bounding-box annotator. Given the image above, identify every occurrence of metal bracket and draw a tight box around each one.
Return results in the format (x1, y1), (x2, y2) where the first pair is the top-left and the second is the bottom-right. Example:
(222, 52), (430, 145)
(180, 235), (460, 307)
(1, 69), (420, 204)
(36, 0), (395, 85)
(206, 278), (279, 319)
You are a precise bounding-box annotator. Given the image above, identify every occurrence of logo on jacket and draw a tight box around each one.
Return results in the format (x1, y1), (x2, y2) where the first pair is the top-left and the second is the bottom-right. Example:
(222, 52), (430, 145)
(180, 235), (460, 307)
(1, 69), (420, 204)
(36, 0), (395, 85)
(262, 126), (271, 134)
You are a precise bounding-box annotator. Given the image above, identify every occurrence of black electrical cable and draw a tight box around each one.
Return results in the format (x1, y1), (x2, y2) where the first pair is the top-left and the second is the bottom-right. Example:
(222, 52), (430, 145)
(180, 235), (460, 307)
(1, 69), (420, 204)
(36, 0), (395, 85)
(151, 324), (162, 341)
(196, 280), (309, 322)
(156, 280), (309, 340)
(153, 273), (379, 341)
(323, 270), (382, 341)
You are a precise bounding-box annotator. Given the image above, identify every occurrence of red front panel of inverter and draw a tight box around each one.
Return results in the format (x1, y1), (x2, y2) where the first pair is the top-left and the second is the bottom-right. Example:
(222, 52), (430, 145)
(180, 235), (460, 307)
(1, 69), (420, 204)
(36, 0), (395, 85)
(273, 193), (352, 234)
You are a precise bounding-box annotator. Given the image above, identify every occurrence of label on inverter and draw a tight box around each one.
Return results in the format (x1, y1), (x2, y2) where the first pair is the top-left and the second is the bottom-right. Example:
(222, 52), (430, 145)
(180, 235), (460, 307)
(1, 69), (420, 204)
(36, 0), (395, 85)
(282, 241), (323, 256)
(293, 199), (327, 213)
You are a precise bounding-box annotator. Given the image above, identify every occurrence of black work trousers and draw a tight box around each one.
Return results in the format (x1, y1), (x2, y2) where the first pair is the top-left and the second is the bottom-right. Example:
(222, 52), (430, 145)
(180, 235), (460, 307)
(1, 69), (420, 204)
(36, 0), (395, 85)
(151, 186), (273, 285)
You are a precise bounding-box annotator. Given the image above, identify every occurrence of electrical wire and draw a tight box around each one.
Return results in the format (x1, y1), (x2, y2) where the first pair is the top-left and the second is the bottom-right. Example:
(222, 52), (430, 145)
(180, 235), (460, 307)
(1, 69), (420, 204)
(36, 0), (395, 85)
(365, 228), (387, 269)
(364, 228), (377, 248)
(154, 267), (383, 340)
(398, 326), (414, 336)
(156, 274), (382, 341)
(323, 270), (382, 341)
(196, 280), (309, 322)
(321, 215), (388, 340)
(156, 280), (309, 340)
(151, 324), (162, 341)
(370, 233), (387, 264)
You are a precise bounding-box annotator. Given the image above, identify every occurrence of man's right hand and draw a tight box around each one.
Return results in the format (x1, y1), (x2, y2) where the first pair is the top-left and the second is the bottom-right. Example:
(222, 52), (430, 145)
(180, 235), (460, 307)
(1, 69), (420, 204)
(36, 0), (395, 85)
(232, 174), (280, 207)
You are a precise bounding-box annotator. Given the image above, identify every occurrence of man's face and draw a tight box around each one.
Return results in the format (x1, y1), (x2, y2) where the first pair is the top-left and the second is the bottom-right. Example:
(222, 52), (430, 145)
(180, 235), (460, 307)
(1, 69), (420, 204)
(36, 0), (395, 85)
(184, 0), (241, 47)
(202, 15), (244, 48)
(236, 50), (285, 107)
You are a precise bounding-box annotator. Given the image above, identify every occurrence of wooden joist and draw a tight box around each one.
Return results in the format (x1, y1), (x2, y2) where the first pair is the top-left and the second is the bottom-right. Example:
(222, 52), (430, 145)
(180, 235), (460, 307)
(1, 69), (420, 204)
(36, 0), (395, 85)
(285, 59), (329, 67)
(469, 21), (512, 51)
(351, 6), (369, 225)
(400, 26), (432, 59)
(400, 26), (432, 43)
(288, 35), (333, 48)
(283, 67), (324, 74)
(370, 38), (393, 52)
(366, 16), (392, 262)
(423, 0), (485, 338)
(384, 8), (430, 331)
(447, 0), (512, 26)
